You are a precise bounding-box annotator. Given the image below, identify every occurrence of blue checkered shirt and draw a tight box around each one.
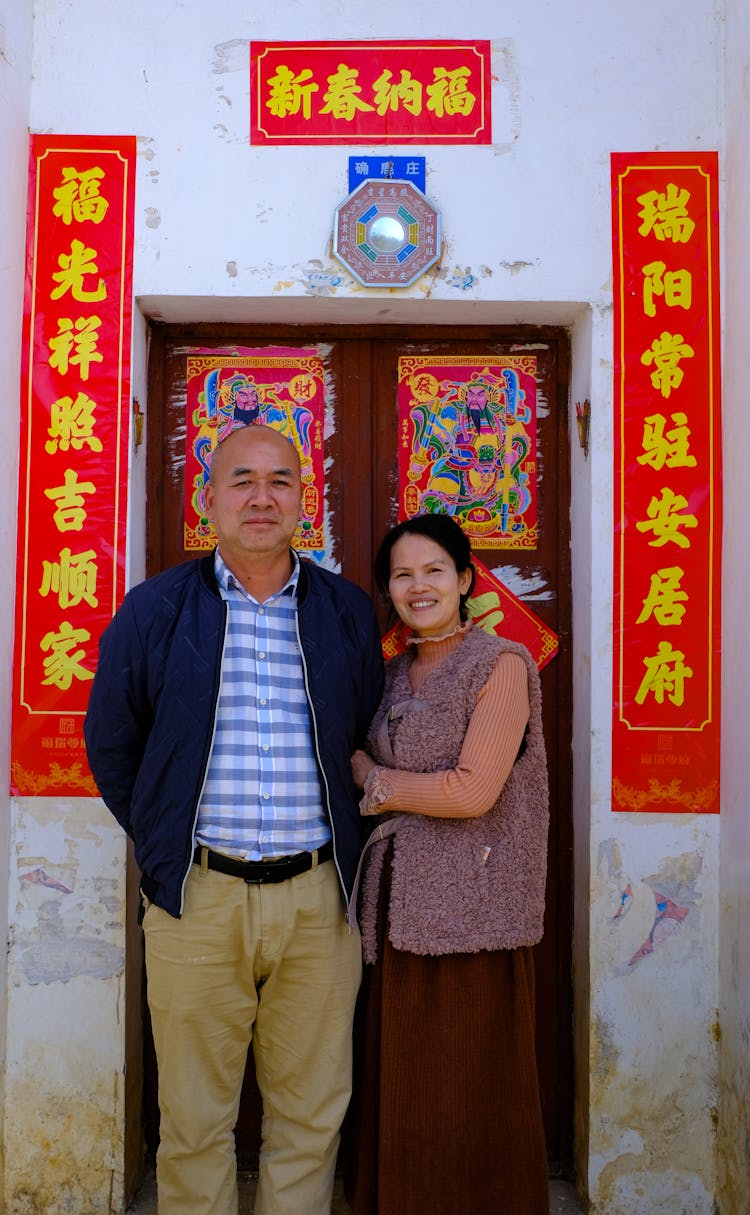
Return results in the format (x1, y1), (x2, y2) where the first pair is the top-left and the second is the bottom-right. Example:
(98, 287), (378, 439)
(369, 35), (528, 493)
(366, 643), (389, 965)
(195, 550), (330, 859)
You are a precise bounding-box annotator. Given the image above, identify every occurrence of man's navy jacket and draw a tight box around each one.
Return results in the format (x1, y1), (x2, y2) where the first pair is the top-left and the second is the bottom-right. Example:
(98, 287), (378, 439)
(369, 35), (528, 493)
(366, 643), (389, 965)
(84, 552), (385, 918)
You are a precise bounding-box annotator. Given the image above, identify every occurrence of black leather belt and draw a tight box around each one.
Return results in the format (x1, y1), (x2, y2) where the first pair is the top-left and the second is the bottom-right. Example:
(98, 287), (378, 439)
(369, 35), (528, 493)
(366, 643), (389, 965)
(193, 840), (333, 884)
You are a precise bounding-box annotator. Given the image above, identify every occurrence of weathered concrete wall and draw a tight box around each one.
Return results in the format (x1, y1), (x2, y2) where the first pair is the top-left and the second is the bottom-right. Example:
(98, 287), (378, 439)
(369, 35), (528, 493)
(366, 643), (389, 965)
(716, 1), (750, 1211)
(4, 798), (127, 1212)
(588, 824), (720, 1214)
(0, 1), (34, 1208)
(0, 0), (742, 1211)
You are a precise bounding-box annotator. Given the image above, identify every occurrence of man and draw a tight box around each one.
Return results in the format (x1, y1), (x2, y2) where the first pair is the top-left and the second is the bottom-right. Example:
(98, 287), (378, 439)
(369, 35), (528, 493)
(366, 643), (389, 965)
(84, 424), (384, 1215)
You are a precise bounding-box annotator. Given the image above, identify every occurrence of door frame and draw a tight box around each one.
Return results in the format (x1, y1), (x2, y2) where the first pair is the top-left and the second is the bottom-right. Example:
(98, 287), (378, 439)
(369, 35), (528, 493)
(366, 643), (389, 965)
(138, 319), (574, 1174)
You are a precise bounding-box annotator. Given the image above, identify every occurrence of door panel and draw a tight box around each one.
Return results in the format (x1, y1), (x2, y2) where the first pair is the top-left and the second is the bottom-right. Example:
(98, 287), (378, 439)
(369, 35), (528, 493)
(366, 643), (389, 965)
(145, 323), (572, 1173)
(369, 336), (572, 1170)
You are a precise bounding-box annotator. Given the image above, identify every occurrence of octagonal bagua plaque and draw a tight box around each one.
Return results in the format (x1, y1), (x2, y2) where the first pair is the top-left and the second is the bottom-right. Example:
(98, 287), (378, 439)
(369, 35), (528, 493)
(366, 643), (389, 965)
(333, 178), (442, 287)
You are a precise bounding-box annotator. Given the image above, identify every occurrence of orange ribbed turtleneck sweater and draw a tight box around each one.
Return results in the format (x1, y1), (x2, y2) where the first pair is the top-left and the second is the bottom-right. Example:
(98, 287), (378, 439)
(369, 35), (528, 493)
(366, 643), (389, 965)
(363, 628), (530, 820)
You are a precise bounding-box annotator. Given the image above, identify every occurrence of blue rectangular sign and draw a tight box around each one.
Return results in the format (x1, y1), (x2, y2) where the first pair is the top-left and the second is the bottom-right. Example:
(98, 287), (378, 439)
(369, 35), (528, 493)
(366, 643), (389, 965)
(348, 156), (426, 195)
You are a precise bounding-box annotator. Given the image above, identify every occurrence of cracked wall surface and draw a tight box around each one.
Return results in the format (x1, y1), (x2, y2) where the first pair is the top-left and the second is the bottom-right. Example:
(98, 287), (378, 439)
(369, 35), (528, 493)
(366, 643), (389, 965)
(4, 799), (127, 1212)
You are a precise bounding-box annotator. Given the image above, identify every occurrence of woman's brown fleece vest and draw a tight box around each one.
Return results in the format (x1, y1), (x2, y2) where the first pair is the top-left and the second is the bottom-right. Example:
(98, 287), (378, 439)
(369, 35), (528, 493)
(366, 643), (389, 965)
(359, 624), (549, 961)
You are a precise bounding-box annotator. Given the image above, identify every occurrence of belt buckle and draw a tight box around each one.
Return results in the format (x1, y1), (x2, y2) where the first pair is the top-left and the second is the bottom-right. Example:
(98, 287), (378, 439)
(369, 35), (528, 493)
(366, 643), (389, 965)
(243, 853), (301, 885)
(244, 862), (277, 885)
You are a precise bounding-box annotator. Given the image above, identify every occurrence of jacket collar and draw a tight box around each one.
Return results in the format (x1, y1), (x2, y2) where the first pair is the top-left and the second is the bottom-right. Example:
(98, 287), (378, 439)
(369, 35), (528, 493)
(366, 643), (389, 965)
(199, 546), (310, 604)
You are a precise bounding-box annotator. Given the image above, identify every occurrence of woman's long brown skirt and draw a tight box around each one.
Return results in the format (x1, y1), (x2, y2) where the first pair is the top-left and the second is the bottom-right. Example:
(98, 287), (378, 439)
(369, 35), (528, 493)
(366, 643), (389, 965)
(344, 863), (550, 1215)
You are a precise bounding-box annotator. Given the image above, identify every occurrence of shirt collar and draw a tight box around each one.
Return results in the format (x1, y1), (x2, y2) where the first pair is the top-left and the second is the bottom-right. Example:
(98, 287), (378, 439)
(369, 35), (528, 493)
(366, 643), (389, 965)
(213, 547), (299, 600)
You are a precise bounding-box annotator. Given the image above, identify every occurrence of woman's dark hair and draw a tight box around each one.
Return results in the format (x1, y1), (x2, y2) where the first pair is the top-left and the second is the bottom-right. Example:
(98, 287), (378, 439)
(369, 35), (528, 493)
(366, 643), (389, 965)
(374, 513), (476, 621)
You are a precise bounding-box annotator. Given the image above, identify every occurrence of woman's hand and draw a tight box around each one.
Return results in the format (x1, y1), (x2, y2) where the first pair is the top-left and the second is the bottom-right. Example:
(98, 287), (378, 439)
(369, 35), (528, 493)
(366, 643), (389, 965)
(351, 748), (377, 790)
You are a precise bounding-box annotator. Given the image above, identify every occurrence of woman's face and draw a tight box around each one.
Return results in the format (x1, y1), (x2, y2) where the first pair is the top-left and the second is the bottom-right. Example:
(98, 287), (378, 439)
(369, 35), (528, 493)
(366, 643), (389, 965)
(388, 533), (472, 639)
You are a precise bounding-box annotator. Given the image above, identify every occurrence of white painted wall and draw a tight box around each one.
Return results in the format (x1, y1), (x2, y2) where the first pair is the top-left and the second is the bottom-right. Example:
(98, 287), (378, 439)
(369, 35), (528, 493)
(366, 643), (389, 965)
(0, 0), (744, 1211)
(0, 0), (34, 1204)
(28, 1), (723, 322)
(717, 2), (750, 1212)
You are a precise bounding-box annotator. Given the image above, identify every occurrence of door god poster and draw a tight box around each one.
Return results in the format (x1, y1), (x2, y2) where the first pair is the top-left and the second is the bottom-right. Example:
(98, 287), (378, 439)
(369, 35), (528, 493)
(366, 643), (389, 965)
(184, 349), (326, 556)
(397, 356), (538, 549)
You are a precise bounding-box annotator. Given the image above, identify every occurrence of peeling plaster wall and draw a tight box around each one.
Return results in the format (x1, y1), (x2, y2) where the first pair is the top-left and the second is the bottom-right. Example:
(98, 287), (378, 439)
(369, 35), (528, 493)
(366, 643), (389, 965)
(589, 824), (720, 1214)
(5, 798), (127, 1213)
(717, 0), (750, 1211)
(2, 0), (742, 1212)
(0, 1), (34, 1208)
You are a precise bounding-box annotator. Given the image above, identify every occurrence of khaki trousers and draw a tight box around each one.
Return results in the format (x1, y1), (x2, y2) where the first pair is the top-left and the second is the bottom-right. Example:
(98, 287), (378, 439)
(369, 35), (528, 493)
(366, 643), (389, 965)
(143, 857), (362, 1215)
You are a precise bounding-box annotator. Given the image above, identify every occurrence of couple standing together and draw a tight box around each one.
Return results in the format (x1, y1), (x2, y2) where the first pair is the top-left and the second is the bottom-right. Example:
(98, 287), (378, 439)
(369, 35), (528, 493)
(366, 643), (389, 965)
(84, 424), (550, 1215)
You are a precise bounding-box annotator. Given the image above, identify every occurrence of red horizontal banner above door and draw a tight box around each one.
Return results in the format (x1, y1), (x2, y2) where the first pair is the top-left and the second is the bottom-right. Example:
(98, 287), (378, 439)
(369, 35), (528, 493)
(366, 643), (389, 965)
(251, 40), (492, 145)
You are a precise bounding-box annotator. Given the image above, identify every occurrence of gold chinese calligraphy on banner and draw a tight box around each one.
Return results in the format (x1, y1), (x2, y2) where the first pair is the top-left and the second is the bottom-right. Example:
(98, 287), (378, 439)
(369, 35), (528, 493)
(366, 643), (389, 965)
(251, 41), (491, 144)
(11, 135), (136, 797)
(611, 152), (722, 813)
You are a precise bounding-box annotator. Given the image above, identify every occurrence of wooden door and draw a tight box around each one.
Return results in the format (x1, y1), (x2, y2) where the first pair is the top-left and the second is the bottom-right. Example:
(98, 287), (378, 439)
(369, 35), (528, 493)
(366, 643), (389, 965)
(145, 322), (573, 1174)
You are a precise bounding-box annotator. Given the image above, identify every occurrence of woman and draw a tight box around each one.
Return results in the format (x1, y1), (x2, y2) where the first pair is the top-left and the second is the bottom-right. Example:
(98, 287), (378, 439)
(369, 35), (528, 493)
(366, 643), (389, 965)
(345, 513), (550, 1215)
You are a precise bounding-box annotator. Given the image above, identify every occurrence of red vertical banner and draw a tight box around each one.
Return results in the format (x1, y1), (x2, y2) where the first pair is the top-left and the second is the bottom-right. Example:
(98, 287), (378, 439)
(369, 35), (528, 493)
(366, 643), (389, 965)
(611, 152), (721, 812)
(11, 135), (136, 796)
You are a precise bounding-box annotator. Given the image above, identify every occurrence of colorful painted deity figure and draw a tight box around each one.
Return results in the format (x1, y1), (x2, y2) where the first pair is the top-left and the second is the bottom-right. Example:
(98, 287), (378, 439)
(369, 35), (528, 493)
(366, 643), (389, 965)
(412, 371), (533, 543)
(229, 379), (262, 426)
(185, 362), (323, 552)
(191, 372), (315, 511)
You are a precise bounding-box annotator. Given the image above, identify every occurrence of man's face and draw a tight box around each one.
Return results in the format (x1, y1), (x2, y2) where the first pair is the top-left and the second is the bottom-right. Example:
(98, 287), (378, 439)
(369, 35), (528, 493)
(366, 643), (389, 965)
(205, 425), (302, 565)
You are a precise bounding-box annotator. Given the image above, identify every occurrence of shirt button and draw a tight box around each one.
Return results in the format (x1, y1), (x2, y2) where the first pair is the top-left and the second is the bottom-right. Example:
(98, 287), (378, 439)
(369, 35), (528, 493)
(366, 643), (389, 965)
(262, 745), (269, 752)
(263, 793), (270, 800)
(258, 652), (265, 659)
(258, 607), (264, 615)
(260, 698), (267, 705)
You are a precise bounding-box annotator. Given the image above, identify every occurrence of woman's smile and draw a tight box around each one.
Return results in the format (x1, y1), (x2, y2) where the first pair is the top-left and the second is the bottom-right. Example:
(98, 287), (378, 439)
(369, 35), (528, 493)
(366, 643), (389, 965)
(388, 533), (472, 638)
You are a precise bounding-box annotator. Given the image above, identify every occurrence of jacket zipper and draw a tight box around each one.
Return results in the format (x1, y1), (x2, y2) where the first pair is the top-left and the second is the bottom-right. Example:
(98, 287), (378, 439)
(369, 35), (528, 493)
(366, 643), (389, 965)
(177, 598), (229, 916)
(294, 607), (348, 907)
